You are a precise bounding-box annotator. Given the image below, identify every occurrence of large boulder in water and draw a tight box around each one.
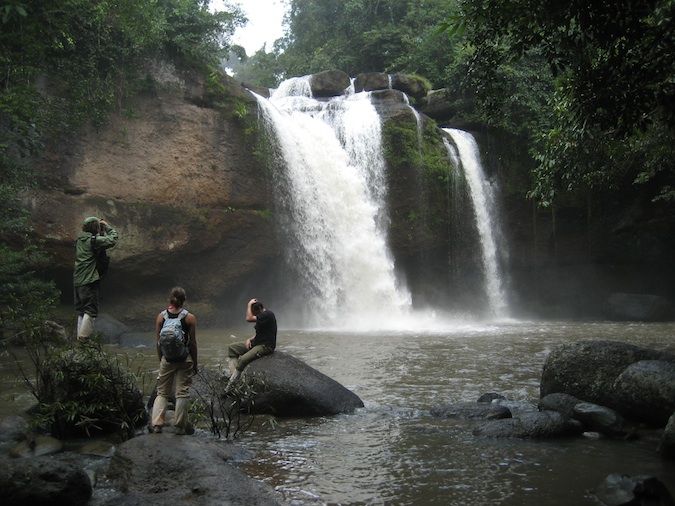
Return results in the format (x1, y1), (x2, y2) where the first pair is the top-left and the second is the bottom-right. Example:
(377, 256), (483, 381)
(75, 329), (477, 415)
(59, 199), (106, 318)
(612, 360), (675, 426)
(309, 70), (350, 97)
(595, 474), (675, 506)
(240, 351), (364, 416)
(430, 401), (512, 420)
(0, 454), (92, 506)
(472, 411), (583, 438)
(540, 340), (675, 410)
(658, 413), (675, 459)
(101, 434), (281, 505)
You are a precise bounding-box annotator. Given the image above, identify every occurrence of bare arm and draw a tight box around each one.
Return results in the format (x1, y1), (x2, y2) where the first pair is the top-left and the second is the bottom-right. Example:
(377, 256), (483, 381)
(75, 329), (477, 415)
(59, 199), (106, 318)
(155, 312), (164, 361)
(186, 313), (198, 373)
(245, 298), (257, 322)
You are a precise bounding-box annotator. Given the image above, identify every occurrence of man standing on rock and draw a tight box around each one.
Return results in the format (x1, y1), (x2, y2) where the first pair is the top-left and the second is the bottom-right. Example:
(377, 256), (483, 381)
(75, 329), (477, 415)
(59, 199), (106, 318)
(227, 298), (277, 386)
(73, 216), (118, 341)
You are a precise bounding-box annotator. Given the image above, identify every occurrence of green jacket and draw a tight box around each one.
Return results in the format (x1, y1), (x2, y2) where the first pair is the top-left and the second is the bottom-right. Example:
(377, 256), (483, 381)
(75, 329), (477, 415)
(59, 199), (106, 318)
(73, 227), (118, 287)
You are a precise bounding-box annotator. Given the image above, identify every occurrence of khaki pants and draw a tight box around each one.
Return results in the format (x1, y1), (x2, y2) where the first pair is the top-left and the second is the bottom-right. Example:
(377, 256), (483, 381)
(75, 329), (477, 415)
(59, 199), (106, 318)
(151, 357), (193, 429)
(228, 342), (273, 371)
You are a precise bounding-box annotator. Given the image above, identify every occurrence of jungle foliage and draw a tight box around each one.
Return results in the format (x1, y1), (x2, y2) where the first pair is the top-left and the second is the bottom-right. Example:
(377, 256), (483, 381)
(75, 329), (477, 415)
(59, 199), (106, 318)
(234, 0), (674, 208)
(0, 0), (244, 332)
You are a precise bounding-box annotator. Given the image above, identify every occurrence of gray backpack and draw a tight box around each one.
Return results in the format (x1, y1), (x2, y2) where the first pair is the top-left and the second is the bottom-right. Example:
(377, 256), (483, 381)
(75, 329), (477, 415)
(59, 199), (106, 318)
(159, 309), (189, 362)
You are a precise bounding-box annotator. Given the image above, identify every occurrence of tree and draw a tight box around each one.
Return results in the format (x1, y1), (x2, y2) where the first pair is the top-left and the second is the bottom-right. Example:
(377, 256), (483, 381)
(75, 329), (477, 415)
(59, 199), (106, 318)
(0, 0), (245, 333)
(452, 0), (675, 203)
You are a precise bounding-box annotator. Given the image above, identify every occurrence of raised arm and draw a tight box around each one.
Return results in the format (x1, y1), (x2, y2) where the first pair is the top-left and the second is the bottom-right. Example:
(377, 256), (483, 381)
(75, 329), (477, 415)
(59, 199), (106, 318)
(94, 220), (118, 249)
(245, 298), (258, 322)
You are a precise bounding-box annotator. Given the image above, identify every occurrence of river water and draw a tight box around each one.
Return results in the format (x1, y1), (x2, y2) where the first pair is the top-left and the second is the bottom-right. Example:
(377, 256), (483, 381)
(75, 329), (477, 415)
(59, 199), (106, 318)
(1, 320), (674, 504)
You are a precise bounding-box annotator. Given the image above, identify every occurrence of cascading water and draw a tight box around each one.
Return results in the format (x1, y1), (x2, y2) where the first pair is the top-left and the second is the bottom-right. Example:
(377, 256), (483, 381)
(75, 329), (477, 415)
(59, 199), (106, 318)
(443, 128), (509, 318)
(254, 77), (412, 328)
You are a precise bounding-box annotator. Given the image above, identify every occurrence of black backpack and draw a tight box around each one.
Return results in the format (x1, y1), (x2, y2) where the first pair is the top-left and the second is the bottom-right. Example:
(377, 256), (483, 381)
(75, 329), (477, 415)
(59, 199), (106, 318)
(91, 235), (110, 278)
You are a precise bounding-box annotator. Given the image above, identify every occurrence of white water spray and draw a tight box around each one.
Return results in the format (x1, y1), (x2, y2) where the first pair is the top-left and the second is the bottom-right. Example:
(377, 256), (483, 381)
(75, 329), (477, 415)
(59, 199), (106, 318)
(444, 128), (509, 317)
(255, 78), (412, 328)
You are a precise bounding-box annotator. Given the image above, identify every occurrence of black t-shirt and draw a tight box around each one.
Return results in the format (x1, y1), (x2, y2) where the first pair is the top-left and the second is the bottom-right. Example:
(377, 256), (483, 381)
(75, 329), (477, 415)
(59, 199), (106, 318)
(253, 309), (277, 349)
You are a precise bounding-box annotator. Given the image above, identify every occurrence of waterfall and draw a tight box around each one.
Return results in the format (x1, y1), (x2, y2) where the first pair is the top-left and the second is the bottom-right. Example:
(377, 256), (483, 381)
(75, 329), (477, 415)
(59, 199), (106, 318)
(443, 129), (509, 317)
(254, 78), (412, 328)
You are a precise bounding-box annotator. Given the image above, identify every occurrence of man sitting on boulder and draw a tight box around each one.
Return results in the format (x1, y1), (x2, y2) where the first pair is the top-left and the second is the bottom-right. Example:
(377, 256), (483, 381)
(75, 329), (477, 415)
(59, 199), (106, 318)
(227, 298), (277, 386)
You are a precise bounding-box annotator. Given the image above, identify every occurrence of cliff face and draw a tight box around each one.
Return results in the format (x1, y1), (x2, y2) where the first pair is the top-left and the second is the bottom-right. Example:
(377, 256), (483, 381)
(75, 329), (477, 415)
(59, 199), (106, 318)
(28, 67), (674, 326)
(29, 64), (279, 325)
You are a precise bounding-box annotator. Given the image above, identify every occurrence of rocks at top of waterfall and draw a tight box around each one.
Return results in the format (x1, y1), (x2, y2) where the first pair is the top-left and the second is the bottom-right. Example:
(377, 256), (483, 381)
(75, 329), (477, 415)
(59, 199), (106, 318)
(241, 81), (270, 98)
(595, 474), (675, 506)
(612, 360), (675, 427)
(0, 453), (92, 506)
(472, 410), (584, 439)
(390, 73), (430, 100)
(658, 413), (675, 459)
(430, 401), (512, 420)
(607, 292), (674, 321)
(237, 351), (364, 416)
(538, 392), (582, 419)
(100, 434), (282, 505)
(309, 70), (351, 97)
(354, 72), (390, 92)
(540, 340), (675, 419)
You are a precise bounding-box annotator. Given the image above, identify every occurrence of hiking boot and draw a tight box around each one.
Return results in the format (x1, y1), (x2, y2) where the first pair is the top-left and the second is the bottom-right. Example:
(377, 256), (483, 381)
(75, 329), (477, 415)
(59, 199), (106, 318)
(148, 424), (162, 434)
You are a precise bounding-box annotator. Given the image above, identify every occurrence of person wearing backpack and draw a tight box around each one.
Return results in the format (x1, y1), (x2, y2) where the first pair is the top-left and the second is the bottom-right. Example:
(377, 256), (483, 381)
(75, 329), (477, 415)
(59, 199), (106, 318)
(73, 216), (118, 341)
(149, 286), (198, 435)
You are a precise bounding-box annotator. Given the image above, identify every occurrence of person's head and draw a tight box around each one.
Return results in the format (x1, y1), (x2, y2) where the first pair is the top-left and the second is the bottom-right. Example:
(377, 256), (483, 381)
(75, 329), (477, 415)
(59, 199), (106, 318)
(251, 301), (264, 315)
(82, 216), (100, 235)
(169, 286), (186, 308)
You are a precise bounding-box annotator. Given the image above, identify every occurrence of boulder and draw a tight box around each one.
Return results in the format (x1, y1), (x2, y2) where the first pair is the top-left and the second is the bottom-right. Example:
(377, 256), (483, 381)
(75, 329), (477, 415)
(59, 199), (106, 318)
(309, 70), (351, 97)
(477, 392), (506, 403)
(572, 402), (627, 437)
(419, 88), (454, 120)
(0, 454), (92, 506)
(390, 73), (430, 100)
(473, 411), (584, 439)
(430, 401), (511, 420)
(607, 293), (673, 321)
(658, 413), (675, 459)
(100, 434), (281, 505)
(354, 72), (390, 92)
(492, 399), (539, 418)
(538, 392), (581, 419)
(613, 360), (675, 427)
(10, 435), (63, 458)
(239, 351), (364, 416)
(94, 313), (131, 343)
(595, 474), (675, 506)
(540, 340), (675, 409)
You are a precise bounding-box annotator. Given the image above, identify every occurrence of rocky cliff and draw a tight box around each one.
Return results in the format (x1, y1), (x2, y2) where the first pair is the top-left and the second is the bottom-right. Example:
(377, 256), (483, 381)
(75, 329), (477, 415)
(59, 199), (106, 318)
(28, 62), (279, 325)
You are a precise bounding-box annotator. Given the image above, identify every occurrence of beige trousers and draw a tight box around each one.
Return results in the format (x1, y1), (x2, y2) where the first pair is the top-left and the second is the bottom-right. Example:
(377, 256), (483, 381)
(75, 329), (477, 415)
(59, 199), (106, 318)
(151, 357), (193, 429)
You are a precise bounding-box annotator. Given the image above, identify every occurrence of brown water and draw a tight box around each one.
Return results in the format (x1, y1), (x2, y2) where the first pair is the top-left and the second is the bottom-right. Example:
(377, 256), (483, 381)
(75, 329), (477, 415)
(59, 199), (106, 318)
(2, 320), (674, 504)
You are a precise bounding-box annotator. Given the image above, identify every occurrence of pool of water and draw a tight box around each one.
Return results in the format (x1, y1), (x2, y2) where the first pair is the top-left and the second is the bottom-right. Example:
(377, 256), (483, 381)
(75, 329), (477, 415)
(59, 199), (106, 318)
(2, 320), (674, 504)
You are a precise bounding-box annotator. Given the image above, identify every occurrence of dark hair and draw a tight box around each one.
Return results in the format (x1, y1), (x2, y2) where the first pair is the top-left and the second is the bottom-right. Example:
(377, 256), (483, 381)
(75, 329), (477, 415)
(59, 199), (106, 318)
(251, 301), (264, 313)
(169, 286), (186, 307)
(82, 219), (99, 235)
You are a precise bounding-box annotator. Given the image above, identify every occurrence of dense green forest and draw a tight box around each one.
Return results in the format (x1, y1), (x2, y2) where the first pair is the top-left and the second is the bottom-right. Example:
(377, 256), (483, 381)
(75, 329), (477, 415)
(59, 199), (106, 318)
(234, 0), (673, 207)
(1, 0), (673, 333)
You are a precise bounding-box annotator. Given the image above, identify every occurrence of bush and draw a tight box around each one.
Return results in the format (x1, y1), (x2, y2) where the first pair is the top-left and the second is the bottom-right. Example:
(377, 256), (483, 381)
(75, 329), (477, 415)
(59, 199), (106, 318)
(24, 339), (147, 438)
